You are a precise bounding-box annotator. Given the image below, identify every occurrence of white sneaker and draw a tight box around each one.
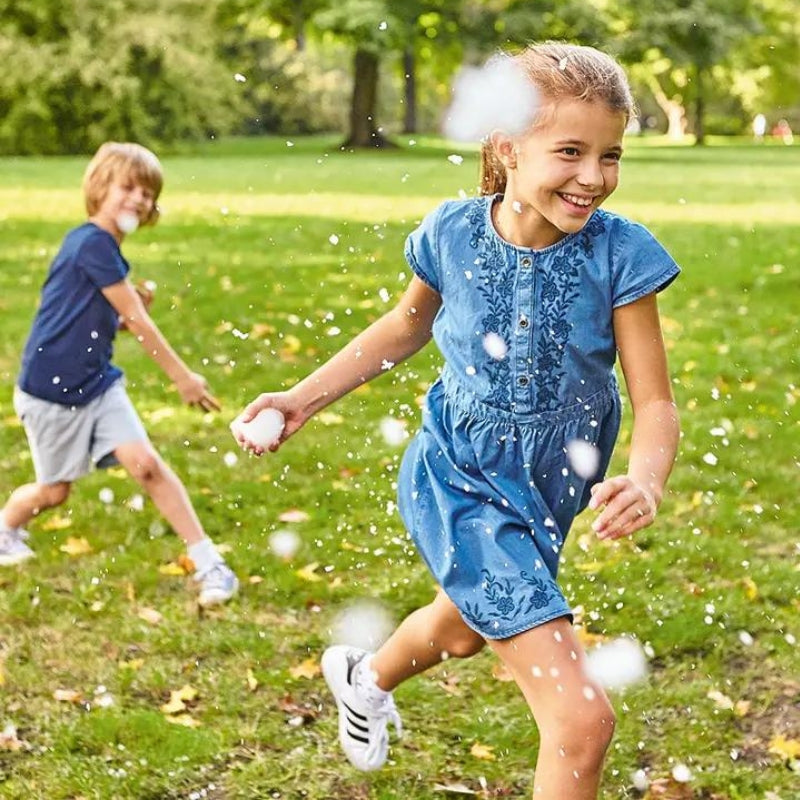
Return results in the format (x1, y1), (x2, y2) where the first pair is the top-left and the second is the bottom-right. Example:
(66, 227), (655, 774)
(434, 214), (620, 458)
(196, 563), (239, 607)
(321, 645), (402, 771)
(0, 527), (35, 566)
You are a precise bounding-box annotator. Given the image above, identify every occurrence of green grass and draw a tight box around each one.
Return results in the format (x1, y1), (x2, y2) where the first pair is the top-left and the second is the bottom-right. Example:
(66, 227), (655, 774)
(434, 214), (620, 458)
(0, 136), (798, 799)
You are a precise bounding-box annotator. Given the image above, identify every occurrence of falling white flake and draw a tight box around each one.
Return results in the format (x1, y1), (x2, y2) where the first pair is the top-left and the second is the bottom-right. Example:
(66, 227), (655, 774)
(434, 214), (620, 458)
(566, 439), (601, 480)
(447, 154), (464, 165)
(483, 332), (507, 360)
(379, 417), (407, 446)
(379, 287), (390, 303)
(443, 55), (539, 142)
(127, 494), (145, 512)
(223, 452), (238, 467)
(98, 488), (115, 504)
(378, 20), (388, 30)
(330, 600), (395, 651)
(586, 637), (648, 690)
(269, 529), (301, 560)
(234, 73), (247, 83)
(328, 234), (339, 245)
(703, 452), (718, 466)
(671, 764), (693, 783)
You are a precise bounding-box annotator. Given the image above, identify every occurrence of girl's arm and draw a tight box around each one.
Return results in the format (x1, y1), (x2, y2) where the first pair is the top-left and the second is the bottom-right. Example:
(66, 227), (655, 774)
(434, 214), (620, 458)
(590, 293), (680, 540)
(102, 280), (220, 412)
(234, 276), (442, 454)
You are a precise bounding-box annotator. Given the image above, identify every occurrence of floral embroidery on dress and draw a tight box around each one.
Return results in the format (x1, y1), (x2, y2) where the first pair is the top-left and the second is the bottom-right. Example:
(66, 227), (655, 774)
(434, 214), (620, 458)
(461, 568), (558, 630)
(467, 199), (513, 407)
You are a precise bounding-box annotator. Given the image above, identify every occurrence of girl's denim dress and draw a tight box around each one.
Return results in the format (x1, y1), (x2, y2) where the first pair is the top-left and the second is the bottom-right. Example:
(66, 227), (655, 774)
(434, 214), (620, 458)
(398, 196), (679, 639)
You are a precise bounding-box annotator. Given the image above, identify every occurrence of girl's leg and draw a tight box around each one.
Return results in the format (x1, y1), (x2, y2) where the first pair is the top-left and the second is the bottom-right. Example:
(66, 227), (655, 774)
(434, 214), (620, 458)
(114, 441), (205, 545)
(2, 481), (71, 528)
(487, 617), (615, 800)
(371, 588), (486, 690)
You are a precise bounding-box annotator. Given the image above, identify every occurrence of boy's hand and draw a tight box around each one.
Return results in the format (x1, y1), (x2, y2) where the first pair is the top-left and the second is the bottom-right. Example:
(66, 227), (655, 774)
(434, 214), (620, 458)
(176, 372), (221, 412)
(588, 476), (658, 540)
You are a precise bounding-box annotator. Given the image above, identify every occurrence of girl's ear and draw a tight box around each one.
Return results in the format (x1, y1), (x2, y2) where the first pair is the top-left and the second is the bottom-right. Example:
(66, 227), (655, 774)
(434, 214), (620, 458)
(489, 130), (517, 170)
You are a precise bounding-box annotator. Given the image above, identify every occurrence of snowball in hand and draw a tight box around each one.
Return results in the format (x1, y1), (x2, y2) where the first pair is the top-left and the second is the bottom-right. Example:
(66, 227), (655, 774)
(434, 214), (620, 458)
(232, 408), (285, 448)
(330, 601), (395, 652)
(566, 439), (601, 480)
(586, 637), (648, 690)
(443, 55), (539, 143)
(116, 212), (139, 234)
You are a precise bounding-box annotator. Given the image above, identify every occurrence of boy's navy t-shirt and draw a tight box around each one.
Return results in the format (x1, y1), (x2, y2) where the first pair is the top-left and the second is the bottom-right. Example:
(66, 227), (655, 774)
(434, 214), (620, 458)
(18, 223), (129, 406)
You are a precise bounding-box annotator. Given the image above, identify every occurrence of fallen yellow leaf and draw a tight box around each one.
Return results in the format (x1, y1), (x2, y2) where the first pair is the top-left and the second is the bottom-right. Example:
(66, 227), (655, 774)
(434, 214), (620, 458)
(296, 562), (322, 582)
(53, 689), (83, 703)
(742, 576), (759, 601)
(164, 713), (201, 728)
(246, 668), (259, 692)
(159, 561), (188, 576)
(137, 606), (163, 625)
(470, 741), (496, 761)
(160, 684), (199, 714)
(41, 515), (72, 531)
(769, 734), (800, 760)
(59, 536), (92, 556)
(289, 657), (320, 680)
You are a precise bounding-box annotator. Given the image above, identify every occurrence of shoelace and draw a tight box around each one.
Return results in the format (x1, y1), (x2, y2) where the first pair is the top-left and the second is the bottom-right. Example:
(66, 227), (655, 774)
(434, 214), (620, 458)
(363, 694), (403, 768)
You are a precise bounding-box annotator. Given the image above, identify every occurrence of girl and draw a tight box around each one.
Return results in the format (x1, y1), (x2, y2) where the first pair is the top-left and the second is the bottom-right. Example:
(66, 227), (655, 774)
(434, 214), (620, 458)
(234, 42), (680, 798)
(1, 142), (238, 608)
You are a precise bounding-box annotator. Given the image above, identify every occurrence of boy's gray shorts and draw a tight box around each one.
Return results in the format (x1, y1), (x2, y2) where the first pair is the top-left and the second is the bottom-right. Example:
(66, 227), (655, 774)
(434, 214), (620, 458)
(13, 380), (148, 485)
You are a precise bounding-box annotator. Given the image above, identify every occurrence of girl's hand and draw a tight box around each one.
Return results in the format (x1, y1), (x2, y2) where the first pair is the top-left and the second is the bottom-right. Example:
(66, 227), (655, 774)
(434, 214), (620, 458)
(231, 392), (306, 455)
(588, 476), (658, 540)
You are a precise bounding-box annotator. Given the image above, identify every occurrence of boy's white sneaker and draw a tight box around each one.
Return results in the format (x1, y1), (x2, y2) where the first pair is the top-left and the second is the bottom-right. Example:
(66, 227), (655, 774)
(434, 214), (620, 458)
(0, 527), (35, 566)
(321, 645), (402, 771)
(196, 563), (239, 607)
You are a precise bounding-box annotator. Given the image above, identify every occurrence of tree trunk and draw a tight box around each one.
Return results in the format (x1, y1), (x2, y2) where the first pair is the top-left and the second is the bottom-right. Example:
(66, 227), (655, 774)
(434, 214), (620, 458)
(693, 64), (706, 145)
(646, 73), (687, 142)
(342, 48), (394, 149)
(402, 48), (417, 134)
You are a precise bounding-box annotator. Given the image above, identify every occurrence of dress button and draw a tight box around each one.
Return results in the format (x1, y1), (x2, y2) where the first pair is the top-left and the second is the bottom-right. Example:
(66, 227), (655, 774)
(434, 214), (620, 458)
(519, 316), (530, 329)
(518, 375), (530, 387)
(521, 256), (532, 268)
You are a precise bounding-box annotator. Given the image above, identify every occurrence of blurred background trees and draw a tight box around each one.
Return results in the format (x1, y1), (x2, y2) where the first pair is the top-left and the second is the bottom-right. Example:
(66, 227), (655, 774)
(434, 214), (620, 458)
(0, 0), (797, 154)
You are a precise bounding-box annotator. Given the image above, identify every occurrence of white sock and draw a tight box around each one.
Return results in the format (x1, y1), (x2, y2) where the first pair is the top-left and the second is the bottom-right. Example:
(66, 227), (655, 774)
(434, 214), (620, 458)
(188, 538), (224, 576)
(354, 655), (391, 705)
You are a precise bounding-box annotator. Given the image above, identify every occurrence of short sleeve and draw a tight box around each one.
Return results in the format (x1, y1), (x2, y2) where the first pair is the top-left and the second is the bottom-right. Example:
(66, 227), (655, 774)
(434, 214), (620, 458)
(404, 205), (443, 292)
(611, 220), (680, 308)
(77, 230), (129, 289)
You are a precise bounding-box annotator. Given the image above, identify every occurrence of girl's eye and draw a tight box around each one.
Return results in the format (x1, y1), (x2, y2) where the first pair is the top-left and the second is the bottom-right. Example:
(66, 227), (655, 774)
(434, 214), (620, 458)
(603, 152), (622, 162)
(561, 147), (580, 157)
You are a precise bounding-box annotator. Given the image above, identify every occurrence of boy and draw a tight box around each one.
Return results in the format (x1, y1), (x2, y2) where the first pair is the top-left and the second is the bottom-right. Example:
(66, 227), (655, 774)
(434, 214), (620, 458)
(0, 142), (238, 608)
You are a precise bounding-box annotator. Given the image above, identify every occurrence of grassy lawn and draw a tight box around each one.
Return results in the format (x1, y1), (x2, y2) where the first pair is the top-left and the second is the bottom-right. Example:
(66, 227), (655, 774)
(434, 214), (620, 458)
(0, 135), (798, 799)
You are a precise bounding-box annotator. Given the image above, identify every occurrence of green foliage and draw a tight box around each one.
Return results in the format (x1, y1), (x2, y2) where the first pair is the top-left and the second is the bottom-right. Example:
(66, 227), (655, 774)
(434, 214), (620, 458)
(0, 0), (244, 154)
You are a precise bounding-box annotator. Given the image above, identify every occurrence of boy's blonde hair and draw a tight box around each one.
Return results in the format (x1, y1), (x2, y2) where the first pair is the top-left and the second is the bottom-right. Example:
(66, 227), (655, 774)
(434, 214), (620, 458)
(480, 42), (636, 195)
(83, 142), (163, 225)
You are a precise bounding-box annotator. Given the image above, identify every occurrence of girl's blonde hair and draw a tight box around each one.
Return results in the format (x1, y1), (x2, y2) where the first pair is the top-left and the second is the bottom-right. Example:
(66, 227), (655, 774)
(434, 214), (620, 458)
(480, 42), (636, 195)
(83, 142), (163, 225)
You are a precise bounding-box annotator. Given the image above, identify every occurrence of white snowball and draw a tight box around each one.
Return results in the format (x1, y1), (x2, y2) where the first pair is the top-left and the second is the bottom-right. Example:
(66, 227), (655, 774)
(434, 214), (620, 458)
(443, 55), (539, 143)
(223, 451), (238, 467)
(671, 763), (693, 783)
(631, 768), (649, 791)
(98, 487), (115, 504)
(330, 601), (395, 651)
(231, 408), (285, 448)
(586, 637), (648, 690)
(566, 439), (601, 480)
(269, 529), (301, 560)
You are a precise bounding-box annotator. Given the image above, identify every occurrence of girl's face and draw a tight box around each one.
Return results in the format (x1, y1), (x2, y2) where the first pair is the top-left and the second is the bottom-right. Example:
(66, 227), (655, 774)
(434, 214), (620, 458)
(92, 172), (156, 240)
(498, 98), (626, 248)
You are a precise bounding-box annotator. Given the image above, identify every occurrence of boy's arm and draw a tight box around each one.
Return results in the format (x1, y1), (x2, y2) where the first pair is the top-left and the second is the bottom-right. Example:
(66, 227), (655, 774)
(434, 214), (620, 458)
(590, 293), (680, 539)
(102, 280), (220, 412)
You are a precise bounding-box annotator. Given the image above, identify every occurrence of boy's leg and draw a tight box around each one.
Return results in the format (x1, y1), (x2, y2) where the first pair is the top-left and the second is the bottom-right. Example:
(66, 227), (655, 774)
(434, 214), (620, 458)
(487, 617), (615, 800)
(114, 440), (238, 605)
(2, 481), (71, 530)
(0, 481), (71, 565)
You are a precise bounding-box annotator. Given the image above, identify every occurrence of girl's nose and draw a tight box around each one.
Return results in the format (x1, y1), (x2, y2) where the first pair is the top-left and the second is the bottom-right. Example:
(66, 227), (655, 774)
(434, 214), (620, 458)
(576, 160), (603, 189)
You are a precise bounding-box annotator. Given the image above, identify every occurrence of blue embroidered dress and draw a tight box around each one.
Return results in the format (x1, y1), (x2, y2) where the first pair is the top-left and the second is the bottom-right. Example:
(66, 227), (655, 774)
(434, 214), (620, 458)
(397, 195), (679, 639)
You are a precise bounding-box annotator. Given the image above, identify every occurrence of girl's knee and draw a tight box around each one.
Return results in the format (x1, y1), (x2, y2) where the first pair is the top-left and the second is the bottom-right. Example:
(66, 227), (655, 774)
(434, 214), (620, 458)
(546, 697), (616, 760)
(443, 629), (485, 659)
(123, 448), (164, 485)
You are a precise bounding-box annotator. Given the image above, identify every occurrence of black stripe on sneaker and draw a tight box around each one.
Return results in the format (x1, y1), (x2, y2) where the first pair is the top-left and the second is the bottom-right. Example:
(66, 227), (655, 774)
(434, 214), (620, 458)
(346, 715), (368, 734)
(346, 728), (369, 744)
(343, 700), (367, 722)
